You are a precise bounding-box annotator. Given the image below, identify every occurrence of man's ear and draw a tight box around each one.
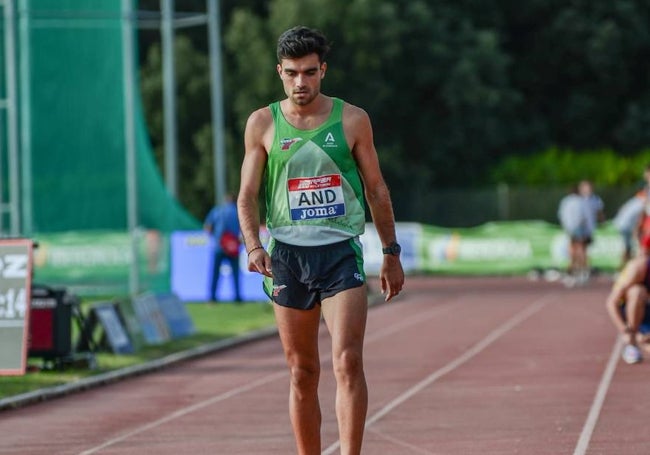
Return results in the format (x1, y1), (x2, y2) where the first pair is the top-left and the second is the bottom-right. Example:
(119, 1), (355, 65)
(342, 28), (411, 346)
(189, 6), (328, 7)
(277, 63), (283, 77)
(320, 62), (327, 79)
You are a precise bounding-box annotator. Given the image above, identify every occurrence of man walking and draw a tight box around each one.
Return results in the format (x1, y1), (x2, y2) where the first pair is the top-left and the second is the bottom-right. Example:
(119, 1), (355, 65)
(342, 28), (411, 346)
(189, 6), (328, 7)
(237, 26), (404, 455)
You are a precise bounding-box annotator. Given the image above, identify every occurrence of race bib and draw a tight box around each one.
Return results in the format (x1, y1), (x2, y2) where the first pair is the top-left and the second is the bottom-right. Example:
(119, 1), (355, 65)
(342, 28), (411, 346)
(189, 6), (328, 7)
(288, 174), (346, 221)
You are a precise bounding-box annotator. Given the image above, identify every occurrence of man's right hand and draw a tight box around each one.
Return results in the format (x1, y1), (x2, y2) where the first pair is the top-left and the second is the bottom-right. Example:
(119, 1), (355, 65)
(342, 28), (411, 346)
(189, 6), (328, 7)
(248, 249), (273, 277)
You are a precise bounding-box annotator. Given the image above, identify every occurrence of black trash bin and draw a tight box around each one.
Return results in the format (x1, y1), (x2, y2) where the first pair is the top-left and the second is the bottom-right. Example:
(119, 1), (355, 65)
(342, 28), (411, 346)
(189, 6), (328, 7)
(28, 285), (74, 361)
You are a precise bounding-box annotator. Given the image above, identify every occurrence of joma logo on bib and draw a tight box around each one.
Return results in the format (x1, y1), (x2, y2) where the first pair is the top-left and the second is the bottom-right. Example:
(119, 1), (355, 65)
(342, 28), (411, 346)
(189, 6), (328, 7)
(287, 174), (346, 221)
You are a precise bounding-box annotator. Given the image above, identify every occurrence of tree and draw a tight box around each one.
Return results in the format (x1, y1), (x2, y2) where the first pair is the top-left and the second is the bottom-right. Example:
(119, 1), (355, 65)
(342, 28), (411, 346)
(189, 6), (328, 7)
(137, 0), (650, 223)
(140, 35), (214, 218)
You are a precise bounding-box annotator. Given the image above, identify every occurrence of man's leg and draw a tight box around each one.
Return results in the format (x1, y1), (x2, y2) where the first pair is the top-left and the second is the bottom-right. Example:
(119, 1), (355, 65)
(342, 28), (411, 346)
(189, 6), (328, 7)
(274, 304), (322, 455)
(227, 256), (242, 302)
(210, 251), (224, 301)
(624, 285), (648, 345)
(321, 286), (368, 455)
(576, 241), (586, 271)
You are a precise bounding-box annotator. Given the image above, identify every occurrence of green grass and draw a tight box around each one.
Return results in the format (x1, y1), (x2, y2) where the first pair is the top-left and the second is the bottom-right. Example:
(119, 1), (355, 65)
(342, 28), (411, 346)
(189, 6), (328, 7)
(0, 302), (276, 401)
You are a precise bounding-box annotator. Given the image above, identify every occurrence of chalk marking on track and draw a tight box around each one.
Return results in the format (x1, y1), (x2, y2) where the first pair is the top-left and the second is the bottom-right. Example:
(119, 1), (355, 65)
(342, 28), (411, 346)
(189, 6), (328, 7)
(77, 371), (286, 455)
(572, 336), (623, 455)
(322, 293), (554, 455)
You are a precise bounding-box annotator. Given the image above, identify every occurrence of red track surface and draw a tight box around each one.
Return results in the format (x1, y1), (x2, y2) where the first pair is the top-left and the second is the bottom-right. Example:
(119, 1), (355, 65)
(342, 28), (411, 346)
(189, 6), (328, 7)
(1, 276), (649, 454)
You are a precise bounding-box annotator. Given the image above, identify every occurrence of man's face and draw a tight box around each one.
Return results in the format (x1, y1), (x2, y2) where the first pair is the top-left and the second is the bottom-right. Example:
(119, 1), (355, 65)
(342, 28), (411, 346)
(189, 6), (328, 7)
(277, 53), (326, 106)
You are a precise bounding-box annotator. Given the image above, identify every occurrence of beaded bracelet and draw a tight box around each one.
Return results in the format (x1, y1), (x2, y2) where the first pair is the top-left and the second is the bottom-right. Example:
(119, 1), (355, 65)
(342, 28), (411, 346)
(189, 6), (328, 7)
(247, 245), (264, 256)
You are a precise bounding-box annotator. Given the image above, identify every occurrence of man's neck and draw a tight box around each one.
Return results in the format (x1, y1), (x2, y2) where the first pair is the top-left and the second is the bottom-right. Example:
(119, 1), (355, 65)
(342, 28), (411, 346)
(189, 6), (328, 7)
(284, 94), (330, 115)
(281, 95), (332, 130)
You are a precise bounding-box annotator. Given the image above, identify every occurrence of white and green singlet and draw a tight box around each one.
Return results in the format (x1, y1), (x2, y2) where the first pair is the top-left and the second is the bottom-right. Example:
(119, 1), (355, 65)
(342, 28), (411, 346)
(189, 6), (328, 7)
(265, 97), (366, 246)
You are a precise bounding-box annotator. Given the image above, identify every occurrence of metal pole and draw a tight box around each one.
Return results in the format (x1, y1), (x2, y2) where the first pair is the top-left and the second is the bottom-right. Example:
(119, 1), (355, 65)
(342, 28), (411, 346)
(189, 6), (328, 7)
(17, 0), (31, 235)
(161, 0), (177, 197)
(207, 0), (226, 205)
(121, 0), (139, 296)
(3, 0), (20, 236)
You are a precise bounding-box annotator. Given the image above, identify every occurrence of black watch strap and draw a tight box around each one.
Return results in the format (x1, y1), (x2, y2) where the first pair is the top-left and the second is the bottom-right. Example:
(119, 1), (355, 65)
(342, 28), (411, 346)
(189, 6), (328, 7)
(382, 241), (401, 256)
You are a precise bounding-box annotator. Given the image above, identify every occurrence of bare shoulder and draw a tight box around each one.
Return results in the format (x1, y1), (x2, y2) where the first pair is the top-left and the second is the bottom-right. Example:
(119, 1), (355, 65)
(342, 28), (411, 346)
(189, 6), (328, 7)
(245, 106), (274, 151)
(342, 101), (371, 126)
(246, 106), (273, 132)
(342, 101), (373, 149)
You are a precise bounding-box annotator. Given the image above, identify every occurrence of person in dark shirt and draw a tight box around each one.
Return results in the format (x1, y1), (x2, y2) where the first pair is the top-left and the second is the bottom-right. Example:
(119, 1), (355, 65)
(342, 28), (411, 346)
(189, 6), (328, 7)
(204, 193), (242, 302)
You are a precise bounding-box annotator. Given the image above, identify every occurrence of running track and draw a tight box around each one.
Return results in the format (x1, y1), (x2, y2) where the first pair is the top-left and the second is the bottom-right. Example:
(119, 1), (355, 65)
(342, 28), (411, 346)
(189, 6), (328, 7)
(1, 276), (648, 454)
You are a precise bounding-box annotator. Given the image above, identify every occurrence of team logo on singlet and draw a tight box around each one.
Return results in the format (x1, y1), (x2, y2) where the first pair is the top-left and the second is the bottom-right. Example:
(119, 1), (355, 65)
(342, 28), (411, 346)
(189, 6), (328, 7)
(287, 174), (346, 221)
(323, 132), (338, 148)
(280, 137), (303, 150)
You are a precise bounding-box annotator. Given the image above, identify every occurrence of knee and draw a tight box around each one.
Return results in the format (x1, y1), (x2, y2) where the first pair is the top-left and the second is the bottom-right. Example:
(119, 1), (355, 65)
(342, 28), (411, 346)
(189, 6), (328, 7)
(289, 362), (320, 393)
(333, 349), (364, 382)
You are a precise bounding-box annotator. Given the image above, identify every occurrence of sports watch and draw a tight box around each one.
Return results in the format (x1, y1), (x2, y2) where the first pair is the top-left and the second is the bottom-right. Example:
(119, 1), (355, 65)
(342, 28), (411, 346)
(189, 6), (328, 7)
(382, 241), (401, 256)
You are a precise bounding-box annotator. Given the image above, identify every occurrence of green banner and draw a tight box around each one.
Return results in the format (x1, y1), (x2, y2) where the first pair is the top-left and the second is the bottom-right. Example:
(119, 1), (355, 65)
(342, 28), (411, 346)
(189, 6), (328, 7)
(30, 222), (623, 299)
(417, 220), (621, 274)
(32, 230), (170, 296)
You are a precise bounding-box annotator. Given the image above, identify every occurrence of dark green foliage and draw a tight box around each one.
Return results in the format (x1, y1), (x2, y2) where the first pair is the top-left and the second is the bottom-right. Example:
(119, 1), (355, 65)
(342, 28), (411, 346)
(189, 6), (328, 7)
(138, 0), (650, 221)
(490, 148), (650, 186)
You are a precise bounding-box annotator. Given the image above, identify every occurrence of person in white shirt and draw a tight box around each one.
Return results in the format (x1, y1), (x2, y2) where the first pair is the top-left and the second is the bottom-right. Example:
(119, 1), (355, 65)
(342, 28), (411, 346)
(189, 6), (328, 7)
(558, 185), (591, 283)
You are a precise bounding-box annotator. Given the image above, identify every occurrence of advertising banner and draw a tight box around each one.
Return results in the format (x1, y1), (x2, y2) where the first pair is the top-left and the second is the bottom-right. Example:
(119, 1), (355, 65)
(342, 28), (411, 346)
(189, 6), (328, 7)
(364, 220), (621, 275)
(170, 230), (268, 302)
(32, 230), (169, 296)
(0, 239), (34, 375)
(26, 221), (624, 304)
(360, 223), (422, 275)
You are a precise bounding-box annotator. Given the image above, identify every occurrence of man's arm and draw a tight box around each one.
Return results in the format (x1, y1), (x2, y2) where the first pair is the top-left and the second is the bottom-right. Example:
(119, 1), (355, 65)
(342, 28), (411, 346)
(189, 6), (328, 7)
(344, 103), (404, 301)
(237, 108), (273, 277)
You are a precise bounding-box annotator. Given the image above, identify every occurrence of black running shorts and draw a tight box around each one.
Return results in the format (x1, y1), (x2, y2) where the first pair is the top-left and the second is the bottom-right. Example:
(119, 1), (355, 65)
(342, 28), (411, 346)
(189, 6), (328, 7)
(264, 238), (366, 310)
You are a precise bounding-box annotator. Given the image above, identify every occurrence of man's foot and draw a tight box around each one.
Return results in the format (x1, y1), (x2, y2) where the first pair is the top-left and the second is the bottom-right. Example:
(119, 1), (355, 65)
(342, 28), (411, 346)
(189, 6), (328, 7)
(622, 344), (643, 364)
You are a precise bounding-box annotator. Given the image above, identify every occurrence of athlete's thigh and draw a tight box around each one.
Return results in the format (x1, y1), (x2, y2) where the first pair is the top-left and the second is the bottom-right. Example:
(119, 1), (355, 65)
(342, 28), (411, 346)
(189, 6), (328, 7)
(321, 285), (368, 354)
(274, 303), (322, 364)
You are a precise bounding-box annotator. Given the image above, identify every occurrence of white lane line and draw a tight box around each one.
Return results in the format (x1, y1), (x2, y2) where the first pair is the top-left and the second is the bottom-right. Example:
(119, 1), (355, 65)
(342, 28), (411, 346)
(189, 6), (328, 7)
(366, 293), (551, 426)
(77, 371), (286, 455)
(572, 336), (623, 455)
(322, 293), (553, 455)
(366, 427), (437, 454)
(78, 299), (455, 454)
(364, 300), (456, 345)
(79, 295), (484, 454)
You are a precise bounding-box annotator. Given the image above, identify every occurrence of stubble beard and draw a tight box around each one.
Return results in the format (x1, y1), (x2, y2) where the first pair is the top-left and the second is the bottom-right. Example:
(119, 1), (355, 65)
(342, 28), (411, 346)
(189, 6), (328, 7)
(290, 89), (318, 106)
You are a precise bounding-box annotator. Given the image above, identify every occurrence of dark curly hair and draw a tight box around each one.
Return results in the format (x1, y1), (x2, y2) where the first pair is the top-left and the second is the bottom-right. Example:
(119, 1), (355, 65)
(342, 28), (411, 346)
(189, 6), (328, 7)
(276, 26), (330, 63)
